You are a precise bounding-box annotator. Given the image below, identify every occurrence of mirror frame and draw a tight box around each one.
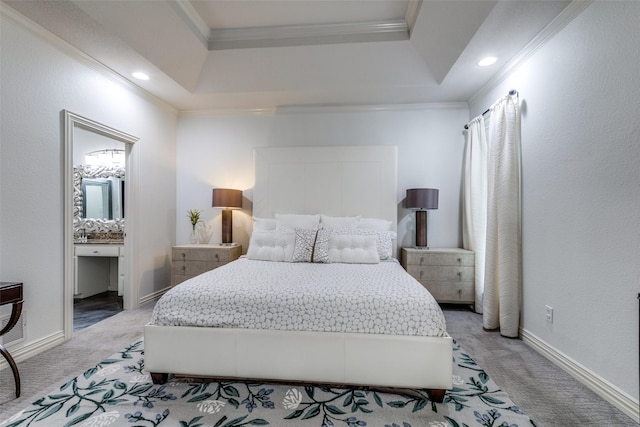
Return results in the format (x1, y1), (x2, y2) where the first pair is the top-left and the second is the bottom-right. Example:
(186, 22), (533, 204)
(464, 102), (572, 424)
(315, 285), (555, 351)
(74, 165), (125, 231)
(63, 110), (139, 341)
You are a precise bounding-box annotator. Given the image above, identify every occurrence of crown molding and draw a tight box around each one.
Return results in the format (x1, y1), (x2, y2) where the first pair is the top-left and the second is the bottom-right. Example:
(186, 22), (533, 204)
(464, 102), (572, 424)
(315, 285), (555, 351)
(178, 102), (468, 118)
(169, 0), (410, 50)
(405, 0), (422, 37)
(170, 0), (210, 47)
(208, 20), (409, 50)
(470, 0), (594, 105)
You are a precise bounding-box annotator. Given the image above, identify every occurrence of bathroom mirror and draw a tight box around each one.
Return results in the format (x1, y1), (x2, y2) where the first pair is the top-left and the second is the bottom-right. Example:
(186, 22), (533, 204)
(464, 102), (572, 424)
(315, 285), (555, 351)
(82, 178), (112, 219)
(74, 165), (125, 233)
(72, 125), (126, 233)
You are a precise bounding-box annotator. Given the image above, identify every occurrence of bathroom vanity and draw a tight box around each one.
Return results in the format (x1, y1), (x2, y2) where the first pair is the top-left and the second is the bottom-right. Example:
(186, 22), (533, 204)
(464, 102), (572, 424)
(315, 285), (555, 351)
(74, 242), (124, 299)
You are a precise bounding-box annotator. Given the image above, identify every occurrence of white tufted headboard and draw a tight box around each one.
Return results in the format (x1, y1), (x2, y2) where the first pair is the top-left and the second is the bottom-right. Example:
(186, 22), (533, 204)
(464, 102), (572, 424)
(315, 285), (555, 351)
(253, 146), (397, 231)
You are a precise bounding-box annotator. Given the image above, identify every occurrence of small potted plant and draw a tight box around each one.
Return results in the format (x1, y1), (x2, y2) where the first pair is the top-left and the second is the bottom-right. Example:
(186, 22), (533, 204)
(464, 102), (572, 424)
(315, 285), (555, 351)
(187, 209), (202, 244)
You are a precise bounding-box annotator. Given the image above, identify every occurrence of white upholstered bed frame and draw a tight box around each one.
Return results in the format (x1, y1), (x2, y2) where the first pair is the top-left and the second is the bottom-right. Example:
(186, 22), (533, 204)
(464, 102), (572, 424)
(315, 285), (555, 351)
(144, 146), (453, 401)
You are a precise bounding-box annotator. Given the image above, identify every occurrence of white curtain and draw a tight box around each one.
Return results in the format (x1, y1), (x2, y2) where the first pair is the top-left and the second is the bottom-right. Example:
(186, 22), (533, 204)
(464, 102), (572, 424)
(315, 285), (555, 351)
(462, 117), (488, 314)
(483, 94), (522, 337)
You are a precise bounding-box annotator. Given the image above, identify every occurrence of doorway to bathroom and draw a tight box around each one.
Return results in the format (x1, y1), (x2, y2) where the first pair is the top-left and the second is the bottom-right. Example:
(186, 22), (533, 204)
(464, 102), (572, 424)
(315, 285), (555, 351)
(63, 111), (139, 338)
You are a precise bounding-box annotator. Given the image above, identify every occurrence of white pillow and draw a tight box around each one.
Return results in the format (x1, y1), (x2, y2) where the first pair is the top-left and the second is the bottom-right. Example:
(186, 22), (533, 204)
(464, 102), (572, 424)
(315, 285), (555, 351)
(327, 234), (380, 264)
(253, 217), (276, 231)
(358, 217), (392, 231)
(275, 213), (320, 231)
(320, 214), (359, 229)
(246, 231), (295, 262)
(330, 227), (396, 260)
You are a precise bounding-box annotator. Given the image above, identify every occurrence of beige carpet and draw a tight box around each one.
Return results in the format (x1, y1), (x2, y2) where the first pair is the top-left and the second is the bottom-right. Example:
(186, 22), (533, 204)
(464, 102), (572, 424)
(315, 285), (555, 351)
(0, 302), (637, 426)
(443, 306), (638, 426)
(0, 302), (154, 418)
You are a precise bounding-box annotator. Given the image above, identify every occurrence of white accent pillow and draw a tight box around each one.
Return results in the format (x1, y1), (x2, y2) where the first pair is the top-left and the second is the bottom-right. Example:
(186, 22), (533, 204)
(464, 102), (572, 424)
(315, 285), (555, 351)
(246, 231), (295, 262)
(275, 213), (320, 231)
(320, 215), (359, 229)
(327, 234), (380, 264)
(358, 217), (393, 231)
(330, 227), (396, 260)
(253, 217), (276, 232)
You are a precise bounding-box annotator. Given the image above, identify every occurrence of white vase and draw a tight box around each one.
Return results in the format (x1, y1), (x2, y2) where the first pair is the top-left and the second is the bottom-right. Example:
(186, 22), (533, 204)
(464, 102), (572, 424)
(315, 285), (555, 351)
(196, 222), (213, 244)
(189, 226), (198, 244)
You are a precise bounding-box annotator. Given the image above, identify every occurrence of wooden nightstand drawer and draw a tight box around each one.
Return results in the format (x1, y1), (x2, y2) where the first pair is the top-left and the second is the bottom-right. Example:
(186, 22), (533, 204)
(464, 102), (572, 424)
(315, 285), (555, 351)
(401, 247), (475, 309)
(171, 244), (242, 286)
(172, 246), (240, 262)
(0, 283), (23, 304)
(171, 260), (227, 276)
(403, 250), (474, 267)
(424, 281), (475, 304)
(406, 265), (474, 282)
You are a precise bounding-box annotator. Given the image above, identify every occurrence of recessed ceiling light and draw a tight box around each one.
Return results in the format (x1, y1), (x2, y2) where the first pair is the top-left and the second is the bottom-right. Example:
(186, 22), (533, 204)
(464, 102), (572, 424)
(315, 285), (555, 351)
(132, 72), (150, 80)
(478, 57), (498, 67)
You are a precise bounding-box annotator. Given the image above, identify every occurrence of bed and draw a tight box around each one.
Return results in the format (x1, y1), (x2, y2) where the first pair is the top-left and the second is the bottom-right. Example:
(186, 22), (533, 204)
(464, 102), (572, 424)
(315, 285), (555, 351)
(144, 146), (453, 402)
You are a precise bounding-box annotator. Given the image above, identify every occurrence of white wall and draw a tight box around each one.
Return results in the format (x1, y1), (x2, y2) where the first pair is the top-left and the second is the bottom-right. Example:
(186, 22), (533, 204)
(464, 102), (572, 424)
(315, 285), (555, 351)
(470, 0), (639, 406)
(176, 105), (469, 253)
(0, 8), (177, 350)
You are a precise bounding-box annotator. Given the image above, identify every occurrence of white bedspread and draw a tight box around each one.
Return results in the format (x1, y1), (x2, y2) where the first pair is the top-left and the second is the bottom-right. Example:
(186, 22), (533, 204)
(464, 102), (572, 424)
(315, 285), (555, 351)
(151, 258), (447, 337)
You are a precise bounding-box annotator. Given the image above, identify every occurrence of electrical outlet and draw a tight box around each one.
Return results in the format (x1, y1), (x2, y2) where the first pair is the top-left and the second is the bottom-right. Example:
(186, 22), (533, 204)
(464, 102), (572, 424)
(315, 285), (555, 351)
(545, 305), (553, 323)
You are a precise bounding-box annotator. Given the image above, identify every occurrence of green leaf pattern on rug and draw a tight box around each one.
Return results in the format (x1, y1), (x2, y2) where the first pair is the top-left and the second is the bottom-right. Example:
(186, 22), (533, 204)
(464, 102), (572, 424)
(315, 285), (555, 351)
(0, 340), (535, 427)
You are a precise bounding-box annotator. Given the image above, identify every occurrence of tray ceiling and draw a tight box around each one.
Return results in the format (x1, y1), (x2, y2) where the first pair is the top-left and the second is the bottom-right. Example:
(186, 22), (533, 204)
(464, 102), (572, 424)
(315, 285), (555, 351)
(3, 0), (572, 111)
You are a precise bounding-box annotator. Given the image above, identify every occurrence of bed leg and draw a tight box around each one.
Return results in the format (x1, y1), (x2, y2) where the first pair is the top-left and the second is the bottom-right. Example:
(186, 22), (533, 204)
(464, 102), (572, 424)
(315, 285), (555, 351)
(428, 389), (446, 403)
(150, 372), (168, 384)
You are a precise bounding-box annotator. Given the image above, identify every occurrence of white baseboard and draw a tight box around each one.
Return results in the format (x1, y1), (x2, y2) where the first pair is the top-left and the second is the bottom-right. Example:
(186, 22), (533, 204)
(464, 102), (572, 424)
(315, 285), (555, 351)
(0, 330), (65, 371)
(520, 328), (639, 423)
(138, 286), (170, 306)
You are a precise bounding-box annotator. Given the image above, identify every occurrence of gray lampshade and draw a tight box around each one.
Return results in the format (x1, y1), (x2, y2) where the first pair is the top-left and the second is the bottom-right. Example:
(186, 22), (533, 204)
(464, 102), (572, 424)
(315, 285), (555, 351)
(405, 188), (439, 210)
(212, 188), (243, 209)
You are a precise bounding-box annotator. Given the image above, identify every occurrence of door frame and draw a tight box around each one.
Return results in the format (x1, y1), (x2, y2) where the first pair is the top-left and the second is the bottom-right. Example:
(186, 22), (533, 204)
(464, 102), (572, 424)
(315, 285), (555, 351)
(63, 110), (139, 340)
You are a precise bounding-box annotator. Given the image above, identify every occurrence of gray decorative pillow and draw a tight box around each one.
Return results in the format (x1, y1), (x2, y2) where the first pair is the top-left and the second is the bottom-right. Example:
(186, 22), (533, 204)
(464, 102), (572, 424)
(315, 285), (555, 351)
(312, 228), (332, 263)
(292, 228), (317, 262)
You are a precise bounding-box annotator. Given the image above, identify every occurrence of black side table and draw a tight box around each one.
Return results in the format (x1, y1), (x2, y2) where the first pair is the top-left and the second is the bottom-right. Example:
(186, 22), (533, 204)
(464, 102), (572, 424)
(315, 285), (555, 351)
(0, 282), (23, 398)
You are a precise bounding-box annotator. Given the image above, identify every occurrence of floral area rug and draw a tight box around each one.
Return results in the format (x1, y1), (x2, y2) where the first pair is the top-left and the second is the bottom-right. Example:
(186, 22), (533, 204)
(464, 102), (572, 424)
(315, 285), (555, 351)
(1, 340), (536, 427)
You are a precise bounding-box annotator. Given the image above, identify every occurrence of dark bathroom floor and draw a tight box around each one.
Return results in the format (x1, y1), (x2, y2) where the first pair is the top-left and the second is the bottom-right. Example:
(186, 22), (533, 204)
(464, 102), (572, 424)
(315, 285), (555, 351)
(73, 291), (123, 331)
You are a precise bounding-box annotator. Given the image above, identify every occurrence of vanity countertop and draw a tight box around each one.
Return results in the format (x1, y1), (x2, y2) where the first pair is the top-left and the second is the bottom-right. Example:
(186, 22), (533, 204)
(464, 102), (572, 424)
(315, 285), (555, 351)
(74, 240), (123, 245)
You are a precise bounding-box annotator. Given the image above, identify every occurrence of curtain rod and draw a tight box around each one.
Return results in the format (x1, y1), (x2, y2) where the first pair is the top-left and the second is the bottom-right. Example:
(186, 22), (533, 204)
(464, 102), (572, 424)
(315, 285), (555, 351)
(464, 89), (518, 130)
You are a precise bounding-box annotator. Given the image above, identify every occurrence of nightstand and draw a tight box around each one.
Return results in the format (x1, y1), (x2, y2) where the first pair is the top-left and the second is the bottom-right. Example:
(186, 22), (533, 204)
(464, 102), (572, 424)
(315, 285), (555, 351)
(401, 248), (475, 309)
(171, 244), (242, 286)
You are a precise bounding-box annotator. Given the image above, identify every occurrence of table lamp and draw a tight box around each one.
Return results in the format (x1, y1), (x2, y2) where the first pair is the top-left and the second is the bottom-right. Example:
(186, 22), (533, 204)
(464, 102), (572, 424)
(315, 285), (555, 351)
(405, 188), (439, 248)
(212, 188), (242, 245)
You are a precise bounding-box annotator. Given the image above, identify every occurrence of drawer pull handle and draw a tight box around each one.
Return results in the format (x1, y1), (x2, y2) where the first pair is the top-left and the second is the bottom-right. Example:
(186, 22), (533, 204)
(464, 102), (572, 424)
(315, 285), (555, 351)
(458, 289), (462, 297)
(419, 256), (424, 265)
(181, 266), (185, 272)
(457, 257), (461, 264)
(419, 270), (424, 279)
(181, 253), (186, 258)
(215, 254), (219, 260)
(457, 272), (462, 281)
(93, 250), (99, 254)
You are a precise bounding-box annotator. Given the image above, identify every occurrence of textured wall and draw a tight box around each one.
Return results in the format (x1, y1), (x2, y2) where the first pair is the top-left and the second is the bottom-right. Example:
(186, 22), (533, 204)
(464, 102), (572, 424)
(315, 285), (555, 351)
(470, 1), (640, 402)
(176, 106), (469, 254)
(0, 10), (177, 345)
